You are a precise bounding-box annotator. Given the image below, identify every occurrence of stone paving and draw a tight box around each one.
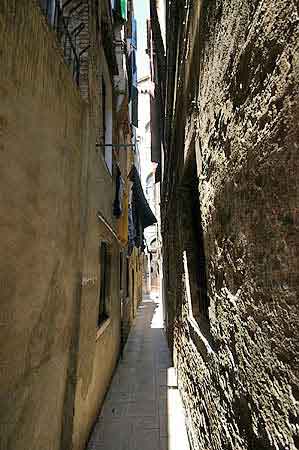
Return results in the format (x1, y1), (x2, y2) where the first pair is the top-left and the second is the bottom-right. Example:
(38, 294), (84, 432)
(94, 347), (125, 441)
(87, 293), (190, 450)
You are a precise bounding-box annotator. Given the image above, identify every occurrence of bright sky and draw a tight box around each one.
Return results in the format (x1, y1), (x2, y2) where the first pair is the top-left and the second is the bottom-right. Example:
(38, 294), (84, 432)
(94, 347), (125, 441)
(134, 0), (150, 79)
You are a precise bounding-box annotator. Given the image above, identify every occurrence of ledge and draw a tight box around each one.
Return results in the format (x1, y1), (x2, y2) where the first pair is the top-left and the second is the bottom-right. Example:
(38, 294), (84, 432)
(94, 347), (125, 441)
(96, 318), (111, 341)
(187, 316), (215, 361)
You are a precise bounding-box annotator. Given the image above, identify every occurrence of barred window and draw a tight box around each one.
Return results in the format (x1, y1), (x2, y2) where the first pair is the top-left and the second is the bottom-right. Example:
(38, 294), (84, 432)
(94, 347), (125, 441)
(38, 0), (83, 86)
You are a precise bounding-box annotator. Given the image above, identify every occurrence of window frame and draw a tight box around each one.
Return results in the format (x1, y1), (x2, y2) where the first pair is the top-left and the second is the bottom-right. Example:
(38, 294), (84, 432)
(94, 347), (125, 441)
(98, 241), (111, 327)
(180, 145), (209, 321)
(101, 51), (113, 174)
(102, 76), (106, 154)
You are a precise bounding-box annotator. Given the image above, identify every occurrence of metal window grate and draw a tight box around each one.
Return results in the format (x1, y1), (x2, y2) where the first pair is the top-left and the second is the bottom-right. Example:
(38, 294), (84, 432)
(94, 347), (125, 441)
(38, 0), (89, 86)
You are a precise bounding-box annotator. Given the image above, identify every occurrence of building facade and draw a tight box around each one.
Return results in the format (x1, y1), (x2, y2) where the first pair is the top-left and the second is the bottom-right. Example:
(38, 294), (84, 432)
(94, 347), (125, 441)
(0, 1), (154, 450)
(149, 0), (299, 449)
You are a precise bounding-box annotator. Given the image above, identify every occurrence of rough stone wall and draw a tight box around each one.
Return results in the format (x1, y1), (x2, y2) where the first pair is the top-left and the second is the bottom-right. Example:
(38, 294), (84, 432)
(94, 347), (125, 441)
(0, 3), (85, 450)
(166, 1), (299, 450)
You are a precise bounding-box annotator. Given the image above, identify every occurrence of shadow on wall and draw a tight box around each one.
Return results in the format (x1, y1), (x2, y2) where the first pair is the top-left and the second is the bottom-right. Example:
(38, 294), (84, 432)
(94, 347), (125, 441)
(180, 150), (210, 324)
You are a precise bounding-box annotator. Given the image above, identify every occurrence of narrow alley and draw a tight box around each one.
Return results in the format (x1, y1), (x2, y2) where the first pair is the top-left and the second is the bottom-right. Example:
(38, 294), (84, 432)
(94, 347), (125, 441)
(87, 293), (189, 450)
(1, 1), (299, 450)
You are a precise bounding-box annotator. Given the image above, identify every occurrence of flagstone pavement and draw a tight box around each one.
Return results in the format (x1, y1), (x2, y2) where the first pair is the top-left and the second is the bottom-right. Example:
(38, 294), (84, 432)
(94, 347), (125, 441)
(87, 292), (190, 450)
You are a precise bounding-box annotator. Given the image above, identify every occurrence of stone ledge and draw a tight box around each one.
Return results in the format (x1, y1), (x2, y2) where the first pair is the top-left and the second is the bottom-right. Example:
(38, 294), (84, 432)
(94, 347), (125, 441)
(187, 316), (215, 361)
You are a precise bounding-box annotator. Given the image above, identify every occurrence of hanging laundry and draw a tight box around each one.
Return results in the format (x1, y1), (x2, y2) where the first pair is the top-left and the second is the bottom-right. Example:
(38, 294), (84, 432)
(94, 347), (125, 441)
(113, 166), (125, 218)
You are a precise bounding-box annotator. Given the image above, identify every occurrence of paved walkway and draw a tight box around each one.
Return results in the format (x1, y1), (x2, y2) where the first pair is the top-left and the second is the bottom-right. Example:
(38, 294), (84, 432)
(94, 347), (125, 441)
(87, 293), (190, 450)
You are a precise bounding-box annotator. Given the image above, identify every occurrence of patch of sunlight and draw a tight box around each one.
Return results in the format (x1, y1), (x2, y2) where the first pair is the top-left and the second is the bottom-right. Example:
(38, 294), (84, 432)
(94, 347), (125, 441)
(149, 288), (164, 328)
(167, 367), (190, 450)
(150, 302), (164, 328)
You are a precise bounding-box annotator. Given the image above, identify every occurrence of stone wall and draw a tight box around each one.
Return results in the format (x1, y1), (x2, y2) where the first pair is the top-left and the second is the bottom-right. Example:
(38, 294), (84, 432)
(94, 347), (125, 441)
(0, 2), (85, 450)
(164, 0), (299, 449)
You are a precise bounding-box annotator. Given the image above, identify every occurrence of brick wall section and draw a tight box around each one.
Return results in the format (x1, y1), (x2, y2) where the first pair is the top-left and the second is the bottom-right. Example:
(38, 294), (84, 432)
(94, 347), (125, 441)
(163, 1), (299, 449)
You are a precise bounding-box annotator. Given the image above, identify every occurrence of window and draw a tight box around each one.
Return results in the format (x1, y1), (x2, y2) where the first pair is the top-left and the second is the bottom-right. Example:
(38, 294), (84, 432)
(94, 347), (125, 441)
(101, 53), (113, 174)
(98, 242), (110, 326)
(102, 76), (106, 156)
(180, 148), (209, 320)
(38, 0), (81, 86)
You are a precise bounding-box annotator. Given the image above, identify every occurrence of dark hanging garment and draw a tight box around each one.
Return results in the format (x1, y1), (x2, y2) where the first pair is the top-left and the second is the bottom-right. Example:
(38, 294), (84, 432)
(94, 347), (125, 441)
(131, 85), (138, 128)
(155, 161), (161, 183)
(131, 47), (137, 87)
(132, 189), (142, 248)
(127, 53), (132, 102)
(127, 165), (156, 252)
(128, 165), (157, 229)
(150, 88), (162, 165)
(113, 167), (124, 218)
(128, 204), (136, 255)
(141, 233), (146, 252)
(130, 46), (138, 127)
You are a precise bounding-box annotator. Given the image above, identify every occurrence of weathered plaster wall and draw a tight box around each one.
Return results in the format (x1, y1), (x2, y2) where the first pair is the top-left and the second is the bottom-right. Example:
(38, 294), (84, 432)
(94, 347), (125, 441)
(71, 6), (123, 447)
(73, 234), (121, 450)
(170, 1), (299, 449)
(71, 109), (122, 450)
(0, 3), (85, 450)
(0, 3), (125, 450)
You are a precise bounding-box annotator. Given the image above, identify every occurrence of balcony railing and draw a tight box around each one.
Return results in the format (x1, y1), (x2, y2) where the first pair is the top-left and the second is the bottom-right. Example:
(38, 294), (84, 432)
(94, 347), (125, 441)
(39, 0), (88, 86)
